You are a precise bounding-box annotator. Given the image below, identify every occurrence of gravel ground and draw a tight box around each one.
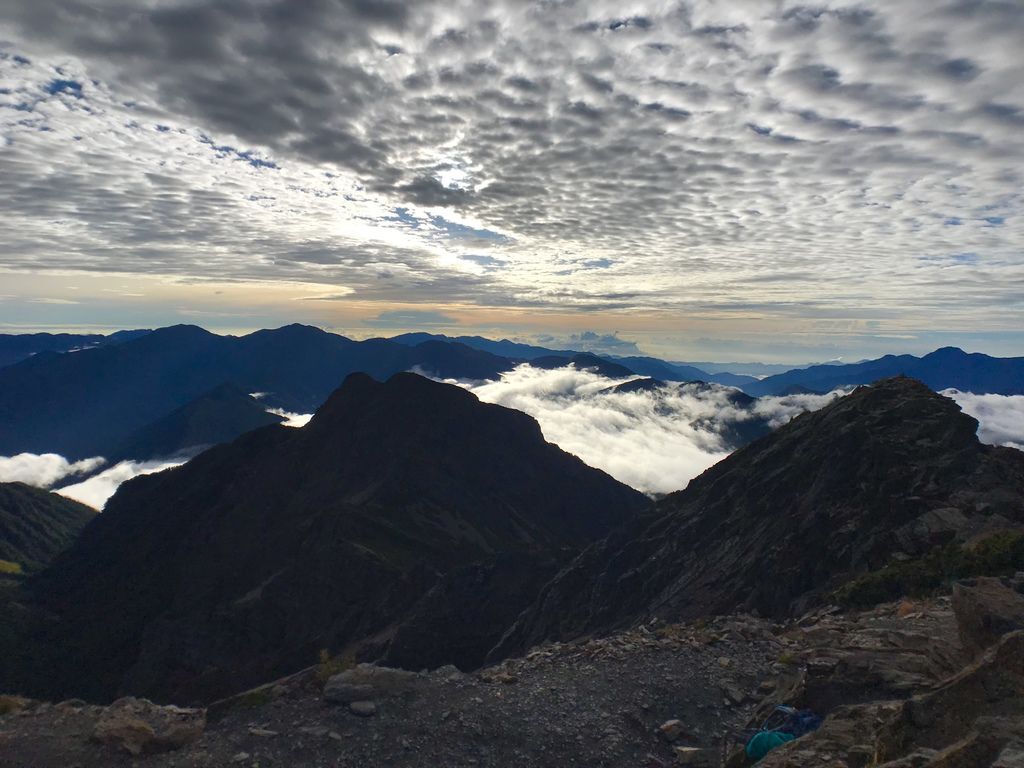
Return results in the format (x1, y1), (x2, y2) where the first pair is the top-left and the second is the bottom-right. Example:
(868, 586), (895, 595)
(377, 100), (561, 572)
(0, 617), (785, 768)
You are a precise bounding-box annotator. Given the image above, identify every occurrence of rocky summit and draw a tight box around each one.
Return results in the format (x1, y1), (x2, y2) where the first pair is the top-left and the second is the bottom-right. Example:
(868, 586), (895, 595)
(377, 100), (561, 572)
(496, 377), (1024, 656)
(10, 372), (646, 704)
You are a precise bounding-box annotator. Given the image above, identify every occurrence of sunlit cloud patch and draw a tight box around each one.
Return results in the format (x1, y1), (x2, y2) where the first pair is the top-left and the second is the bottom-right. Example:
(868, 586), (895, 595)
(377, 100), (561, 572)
(55, 458), (188, 510)
(453, 365), (843, 494)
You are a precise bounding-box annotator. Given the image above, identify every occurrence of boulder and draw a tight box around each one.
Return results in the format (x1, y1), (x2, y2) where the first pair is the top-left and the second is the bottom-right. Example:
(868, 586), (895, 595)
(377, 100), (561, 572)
(349, 700), (377, 717)
(91, 697), (205, 756)
(659, 719), (690, 743)
(323, 664), (419, 704)
(952, 577), (1024, 656)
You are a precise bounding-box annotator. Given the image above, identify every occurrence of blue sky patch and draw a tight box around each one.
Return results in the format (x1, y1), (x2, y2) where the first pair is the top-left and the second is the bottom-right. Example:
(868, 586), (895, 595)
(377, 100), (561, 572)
(44, 79), (83, 97)
(429, 215), (510, 243)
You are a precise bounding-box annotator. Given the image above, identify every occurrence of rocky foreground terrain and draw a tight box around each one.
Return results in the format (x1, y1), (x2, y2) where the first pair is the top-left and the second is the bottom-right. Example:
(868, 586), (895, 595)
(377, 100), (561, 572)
(3, 572), (1022, 768)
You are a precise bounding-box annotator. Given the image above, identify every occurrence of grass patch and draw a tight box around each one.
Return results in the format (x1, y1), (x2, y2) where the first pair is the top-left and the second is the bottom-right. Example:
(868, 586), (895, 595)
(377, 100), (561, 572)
(835, 531), (1024, 608)
(315, 648), (356, 684)
(0, 560), (22, 576)
(0, 695), (30, 716)
(233, 686), (277, 709)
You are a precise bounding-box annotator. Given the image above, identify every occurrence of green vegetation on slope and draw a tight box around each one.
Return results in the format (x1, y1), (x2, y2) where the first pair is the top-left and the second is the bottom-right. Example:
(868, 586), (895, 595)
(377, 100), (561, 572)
(835, 531), (1024, 608)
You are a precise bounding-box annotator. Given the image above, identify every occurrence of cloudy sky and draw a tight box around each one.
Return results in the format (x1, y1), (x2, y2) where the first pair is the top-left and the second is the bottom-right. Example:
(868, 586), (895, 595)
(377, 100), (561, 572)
(1, 0), (1022, 361)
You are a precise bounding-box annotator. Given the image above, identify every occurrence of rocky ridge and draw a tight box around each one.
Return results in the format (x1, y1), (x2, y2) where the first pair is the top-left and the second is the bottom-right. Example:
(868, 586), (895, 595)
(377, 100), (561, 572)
(3, 573), (1023, 767)
(496, 377), (1024, 657)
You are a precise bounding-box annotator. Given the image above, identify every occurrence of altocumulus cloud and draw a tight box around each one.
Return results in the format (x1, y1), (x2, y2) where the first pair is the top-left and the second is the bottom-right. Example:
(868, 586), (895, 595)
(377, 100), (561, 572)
(0, 0), (1022, 327)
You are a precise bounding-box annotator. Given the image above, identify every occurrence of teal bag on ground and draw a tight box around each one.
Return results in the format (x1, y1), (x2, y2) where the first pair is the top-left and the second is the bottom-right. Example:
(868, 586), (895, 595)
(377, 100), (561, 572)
(745, 730), (795, 760)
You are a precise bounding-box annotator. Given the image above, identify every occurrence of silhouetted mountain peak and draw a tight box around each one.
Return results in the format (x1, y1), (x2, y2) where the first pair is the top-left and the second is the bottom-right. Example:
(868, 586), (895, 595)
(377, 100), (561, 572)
(246, 323), (350, 343)
(308, 371), (545, 457)
(145, 324), (216, 343)
(26, 373), (646, 702)
(112, 383), (284, 461)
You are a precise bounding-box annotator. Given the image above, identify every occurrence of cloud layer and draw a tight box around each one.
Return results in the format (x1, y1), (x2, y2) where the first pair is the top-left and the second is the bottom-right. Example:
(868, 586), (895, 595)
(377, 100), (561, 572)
(0, 451), (186, 510)
(943, 389), (1024, 451)
(0, 452), (104, 487)
(0, 1), (1022, 343)
(3, 378), (1023, 504)
(461, 365), (843, 494)
(55, 458), (187, 510)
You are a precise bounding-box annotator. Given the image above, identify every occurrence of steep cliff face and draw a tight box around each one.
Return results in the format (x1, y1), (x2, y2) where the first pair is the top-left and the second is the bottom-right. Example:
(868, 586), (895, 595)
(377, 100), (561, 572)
(24, 373), (647, 703)
(495, 377), (1024, 658)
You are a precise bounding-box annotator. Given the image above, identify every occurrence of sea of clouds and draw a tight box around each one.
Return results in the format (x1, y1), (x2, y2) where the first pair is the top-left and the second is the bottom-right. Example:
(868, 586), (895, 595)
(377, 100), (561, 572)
(0, 403), (314, 510)
(0, 452), (188, 510)
(942, 390), (1024, 451)
(3, 373), (1024, 504)
(459, 365), (844, 494)
(457, 366), (1024, 495)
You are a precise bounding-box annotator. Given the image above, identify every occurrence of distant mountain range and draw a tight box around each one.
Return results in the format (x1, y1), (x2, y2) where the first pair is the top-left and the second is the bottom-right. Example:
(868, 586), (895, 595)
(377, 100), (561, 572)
(0, 330), (150, 368)
(14, 373), (645, 702)
(743, 346), (1024, 396)
(0, 325), (513, 459)
(0, 325), (1022, 462)
(390, 333), (758, 386)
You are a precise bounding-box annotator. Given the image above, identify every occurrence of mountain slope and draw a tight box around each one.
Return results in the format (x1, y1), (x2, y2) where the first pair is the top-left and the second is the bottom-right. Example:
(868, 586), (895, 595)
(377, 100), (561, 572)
(0, 330), (150, 369)
(748, 347), (1024, 396)
(0, 325), (516, 459)
(111, 384), (285, 462)
(23, 373), (646, 703)
(530, 353), (637, 378)
(0, 483), (96, 572)
(495, 377), (1024, 657)
(390, 332), (578, 360)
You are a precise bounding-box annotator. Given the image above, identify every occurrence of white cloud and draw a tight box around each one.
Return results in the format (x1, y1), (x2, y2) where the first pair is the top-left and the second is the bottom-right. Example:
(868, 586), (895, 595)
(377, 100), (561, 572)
(942, 389), (1024, 451)
(55, 457), (187, 510)
(753, 391), (847, 429)
(0, 452), (105, 488)
(266, 408), (313, 428)
(458, 365), (843, 494)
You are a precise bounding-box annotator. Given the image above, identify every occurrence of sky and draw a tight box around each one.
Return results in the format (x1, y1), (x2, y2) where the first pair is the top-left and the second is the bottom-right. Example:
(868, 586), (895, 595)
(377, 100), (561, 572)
(1, 0), (1022, 362)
